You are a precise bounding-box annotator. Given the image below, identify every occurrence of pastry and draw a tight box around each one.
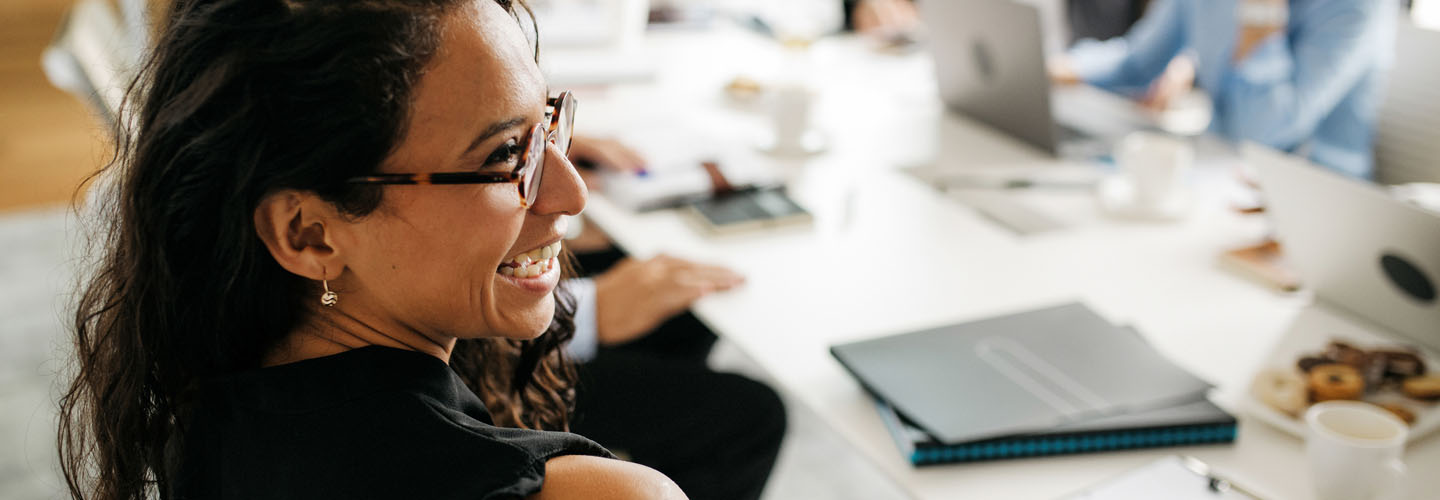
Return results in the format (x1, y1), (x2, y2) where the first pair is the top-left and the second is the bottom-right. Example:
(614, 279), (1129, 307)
(1378, 403), (1417, 425)
(1252, 369), (1308, 416)
(1374, 349), (1427, 379)
(1297, 356), (1332, 373)
(1402, 375), (1440, 401)
(1308, 364), (1365, 402)
(1360, 352), (1388, 389)
(1325, 341), (1369, 368)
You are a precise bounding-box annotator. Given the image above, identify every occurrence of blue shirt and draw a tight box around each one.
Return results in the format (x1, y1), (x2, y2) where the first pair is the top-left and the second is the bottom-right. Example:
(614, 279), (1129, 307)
(1068, 0), (1397, 178)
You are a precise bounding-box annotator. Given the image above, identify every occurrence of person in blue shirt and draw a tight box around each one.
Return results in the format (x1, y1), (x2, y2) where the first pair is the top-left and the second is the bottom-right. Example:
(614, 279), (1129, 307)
(1051, 0), (1398, 178)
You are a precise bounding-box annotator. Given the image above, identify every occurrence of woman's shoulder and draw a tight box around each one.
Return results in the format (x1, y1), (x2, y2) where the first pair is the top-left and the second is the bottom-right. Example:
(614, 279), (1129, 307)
(171, 387), (615, 500)
(170, 348), (613, 500)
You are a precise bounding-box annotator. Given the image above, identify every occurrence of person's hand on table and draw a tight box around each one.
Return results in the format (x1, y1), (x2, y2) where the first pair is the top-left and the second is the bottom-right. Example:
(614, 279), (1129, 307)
(1048, 57), (1082, 86)
(853, 0), (918, 36)
(1141, 55), (1196, 111)
(593, 255), (744, 346)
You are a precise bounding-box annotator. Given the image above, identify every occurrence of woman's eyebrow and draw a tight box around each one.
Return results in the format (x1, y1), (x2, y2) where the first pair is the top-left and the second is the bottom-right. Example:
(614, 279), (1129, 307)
(463, 116), (527, 155)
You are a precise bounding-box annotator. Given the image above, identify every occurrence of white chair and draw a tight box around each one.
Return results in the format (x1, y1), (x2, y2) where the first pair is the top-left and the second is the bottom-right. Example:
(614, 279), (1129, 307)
(1374, 15), (1440, 184)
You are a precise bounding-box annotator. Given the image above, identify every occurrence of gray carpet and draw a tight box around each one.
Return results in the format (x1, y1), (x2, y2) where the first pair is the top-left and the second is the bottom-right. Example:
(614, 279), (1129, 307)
(0, 206), (905, 500)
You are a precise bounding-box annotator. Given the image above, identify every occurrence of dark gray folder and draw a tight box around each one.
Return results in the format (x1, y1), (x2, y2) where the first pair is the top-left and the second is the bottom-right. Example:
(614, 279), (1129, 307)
(831, 303), (1212, 443)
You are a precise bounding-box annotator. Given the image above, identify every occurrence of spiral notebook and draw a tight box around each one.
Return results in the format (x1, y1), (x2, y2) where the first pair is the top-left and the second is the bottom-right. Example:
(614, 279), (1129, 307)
(874, 397), (1235, 466)
(831, 303), (1235, 465)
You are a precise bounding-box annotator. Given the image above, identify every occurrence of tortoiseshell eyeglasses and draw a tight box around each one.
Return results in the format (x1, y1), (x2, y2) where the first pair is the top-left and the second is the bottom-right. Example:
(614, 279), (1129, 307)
(346, 91), (576, 208)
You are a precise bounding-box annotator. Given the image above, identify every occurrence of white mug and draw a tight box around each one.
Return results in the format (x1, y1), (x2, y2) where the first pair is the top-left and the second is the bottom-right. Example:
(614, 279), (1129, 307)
(1305, 401), (1408, 500)
(1113, 131), (1193, 210)
(769, 84), (815, 155)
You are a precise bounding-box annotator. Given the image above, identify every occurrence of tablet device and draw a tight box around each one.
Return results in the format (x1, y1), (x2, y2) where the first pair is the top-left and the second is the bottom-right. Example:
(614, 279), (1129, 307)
(683, 186), (812, 235)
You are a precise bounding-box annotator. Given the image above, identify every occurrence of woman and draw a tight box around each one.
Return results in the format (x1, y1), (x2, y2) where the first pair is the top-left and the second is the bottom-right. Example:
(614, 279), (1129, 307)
(58, 0), (684, 498)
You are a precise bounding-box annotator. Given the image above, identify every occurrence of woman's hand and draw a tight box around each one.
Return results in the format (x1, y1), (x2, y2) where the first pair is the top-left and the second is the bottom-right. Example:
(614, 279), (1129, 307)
(593, 255), (744, 346)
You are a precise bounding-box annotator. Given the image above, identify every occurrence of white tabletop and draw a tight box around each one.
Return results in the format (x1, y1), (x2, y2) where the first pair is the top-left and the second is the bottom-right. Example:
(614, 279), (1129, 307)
(559, 26), (1439, 500)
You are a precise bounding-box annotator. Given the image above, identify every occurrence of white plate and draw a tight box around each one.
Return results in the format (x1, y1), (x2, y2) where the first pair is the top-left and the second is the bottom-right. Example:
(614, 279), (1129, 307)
(1240, 305), (1440, 443)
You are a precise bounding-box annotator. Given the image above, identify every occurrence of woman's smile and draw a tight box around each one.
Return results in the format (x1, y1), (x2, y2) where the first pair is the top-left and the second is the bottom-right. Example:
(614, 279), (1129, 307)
(497, 239), (564, 293)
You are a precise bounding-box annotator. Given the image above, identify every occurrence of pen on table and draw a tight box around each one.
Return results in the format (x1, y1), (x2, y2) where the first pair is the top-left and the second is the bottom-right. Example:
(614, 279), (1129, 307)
(933, 176), (1098, 191)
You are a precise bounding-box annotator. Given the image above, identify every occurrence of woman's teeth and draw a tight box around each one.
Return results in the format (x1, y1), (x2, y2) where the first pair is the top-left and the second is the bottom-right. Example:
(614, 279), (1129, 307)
(498, 241), (563, 279)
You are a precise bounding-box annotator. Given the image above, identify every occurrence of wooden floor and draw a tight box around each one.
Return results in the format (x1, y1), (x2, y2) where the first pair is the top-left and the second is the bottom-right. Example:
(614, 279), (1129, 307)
(0, 0), (109, 213)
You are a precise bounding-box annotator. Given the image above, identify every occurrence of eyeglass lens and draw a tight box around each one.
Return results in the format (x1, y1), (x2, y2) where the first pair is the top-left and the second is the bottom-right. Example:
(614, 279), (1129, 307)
(519, 95), (575, 207)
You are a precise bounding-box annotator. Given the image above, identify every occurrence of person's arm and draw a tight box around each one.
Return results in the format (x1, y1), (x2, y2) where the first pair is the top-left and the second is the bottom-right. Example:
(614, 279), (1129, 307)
(1215, 0), (1393, 153)
(529, 455), (687, 500)
(564, 255), (743, 359)
(1060, 0), (1187, 95)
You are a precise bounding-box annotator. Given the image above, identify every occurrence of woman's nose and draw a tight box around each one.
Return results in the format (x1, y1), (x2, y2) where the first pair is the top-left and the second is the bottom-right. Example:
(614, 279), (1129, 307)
(529, 141), (587, 217)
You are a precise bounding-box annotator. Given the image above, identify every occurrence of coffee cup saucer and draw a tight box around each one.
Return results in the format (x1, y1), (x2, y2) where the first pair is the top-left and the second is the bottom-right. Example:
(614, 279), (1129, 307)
(1095, 176), (1190, 221)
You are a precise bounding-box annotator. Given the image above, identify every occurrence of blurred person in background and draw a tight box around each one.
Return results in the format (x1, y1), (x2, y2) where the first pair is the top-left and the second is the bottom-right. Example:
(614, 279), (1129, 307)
(1051, 0), (1399, 178)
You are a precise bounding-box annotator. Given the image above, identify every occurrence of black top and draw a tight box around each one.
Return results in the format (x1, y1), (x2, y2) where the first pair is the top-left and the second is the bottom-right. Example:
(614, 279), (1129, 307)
(165, 346), (611, 500)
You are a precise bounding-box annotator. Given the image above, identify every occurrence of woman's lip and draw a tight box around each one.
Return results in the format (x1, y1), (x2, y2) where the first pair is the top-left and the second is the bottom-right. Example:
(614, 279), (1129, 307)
(496, 257), (561, 293)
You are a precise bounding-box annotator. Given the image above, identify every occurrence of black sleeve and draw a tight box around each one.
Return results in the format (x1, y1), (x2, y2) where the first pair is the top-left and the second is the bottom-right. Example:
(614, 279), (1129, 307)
(421, 399), (614, 500)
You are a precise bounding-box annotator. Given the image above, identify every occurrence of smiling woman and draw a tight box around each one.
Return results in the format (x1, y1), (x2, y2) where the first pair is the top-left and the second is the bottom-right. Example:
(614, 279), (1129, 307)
(58, 0), (681, 499)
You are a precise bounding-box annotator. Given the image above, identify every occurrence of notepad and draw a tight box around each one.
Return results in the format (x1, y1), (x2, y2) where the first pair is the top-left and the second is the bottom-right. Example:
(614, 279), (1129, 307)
(831, 303), (1218, 445)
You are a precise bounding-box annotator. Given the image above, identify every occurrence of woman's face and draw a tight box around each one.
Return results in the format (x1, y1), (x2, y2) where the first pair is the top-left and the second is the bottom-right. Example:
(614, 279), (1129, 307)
(334, 0), (586, 342)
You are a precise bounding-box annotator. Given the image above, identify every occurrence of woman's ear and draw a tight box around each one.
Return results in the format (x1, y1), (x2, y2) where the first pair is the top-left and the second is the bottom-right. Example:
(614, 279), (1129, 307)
(253, 190), (345, 280)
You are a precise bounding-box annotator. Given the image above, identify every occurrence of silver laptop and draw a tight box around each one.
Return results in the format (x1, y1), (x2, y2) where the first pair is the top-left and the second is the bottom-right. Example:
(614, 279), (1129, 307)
(1248, 143), (1440, 352)
(919, 0), (1133, 156)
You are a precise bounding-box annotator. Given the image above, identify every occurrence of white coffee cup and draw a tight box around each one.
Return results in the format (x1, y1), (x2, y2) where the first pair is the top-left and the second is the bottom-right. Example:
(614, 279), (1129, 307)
(1113, 131), (1193, 210)
(1305, 401), (1408, 500)
(768, 84), (819, 156)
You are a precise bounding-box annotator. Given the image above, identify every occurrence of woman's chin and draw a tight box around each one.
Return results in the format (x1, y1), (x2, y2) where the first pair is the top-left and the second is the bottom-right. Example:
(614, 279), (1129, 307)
(489, 299), (555, 340)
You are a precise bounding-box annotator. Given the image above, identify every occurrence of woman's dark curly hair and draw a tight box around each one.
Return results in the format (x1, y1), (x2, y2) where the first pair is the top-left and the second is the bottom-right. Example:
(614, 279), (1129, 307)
(58, 1), (576, 499)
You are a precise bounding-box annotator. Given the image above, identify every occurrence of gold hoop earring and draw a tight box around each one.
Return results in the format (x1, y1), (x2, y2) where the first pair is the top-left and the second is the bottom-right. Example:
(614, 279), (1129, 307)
(320, 268), (338, 307)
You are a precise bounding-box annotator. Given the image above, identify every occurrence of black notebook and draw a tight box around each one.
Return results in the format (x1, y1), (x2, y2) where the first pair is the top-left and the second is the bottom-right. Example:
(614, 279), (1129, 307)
(830, 303), (1235, 465)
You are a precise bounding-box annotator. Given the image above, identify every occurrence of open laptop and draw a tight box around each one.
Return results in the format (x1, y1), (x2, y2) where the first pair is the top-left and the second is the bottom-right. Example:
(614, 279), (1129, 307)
(918, 0), (1142, 157)
(1248, 143), (1440, 352)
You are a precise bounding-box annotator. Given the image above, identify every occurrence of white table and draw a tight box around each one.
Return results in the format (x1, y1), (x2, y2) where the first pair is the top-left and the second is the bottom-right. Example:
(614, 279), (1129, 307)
(558, 26), (1440, 500)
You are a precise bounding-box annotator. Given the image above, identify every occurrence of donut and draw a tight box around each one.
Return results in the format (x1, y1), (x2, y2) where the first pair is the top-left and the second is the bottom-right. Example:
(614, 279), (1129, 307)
(1309, 364), (1365, 402)
(1252, 369), (1308, 416)
(1401, 375), (1440, 401)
